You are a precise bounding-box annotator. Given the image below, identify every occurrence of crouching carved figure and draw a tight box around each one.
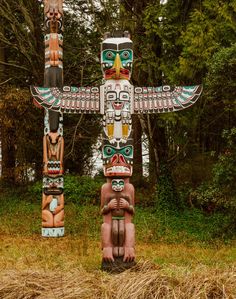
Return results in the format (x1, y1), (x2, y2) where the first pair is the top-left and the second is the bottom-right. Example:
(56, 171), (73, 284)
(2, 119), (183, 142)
(101, 178), (135, 271)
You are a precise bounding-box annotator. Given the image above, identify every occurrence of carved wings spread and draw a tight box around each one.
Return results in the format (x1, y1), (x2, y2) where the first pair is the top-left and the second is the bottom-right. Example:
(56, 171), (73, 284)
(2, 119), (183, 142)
(31, 84), (202, 114)
(30, 86), (100, 114)
(133, 85), (202, 114)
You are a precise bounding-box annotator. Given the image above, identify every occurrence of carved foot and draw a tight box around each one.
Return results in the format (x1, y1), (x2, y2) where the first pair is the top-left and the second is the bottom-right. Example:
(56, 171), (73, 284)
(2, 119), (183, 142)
(102, 247), (114, 262)
(123, 247), (135, 262)
(101, 256), (136, 273)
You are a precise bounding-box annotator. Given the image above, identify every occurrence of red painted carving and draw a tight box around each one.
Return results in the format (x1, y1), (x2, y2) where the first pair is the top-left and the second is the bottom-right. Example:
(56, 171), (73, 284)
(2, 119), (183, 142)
(101, 178), (135, 263)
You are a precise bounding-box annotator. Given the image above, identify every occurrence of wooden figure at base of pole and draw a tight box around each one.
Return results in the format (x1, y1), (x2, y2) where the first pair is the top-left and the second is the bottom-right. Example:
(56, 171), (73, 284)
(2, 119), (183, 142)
(101, 178), (136, 272)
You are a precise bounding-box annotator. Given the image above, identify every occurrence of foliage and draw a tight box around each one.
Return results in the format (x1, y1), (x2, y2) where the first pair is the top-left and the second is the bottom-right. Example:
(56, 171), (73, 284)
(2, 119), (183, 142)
(0, 86), (43, 183)
(64, 175), (103, 205)
(0, 0), (44, 85)
(154, 164), (180, 211)
(142, 0), (236, 205)
(1, 184), (235, 243)
(190, 128), (236, 213)
(1, 0), (236, 211)
(29, 175), (103, 205)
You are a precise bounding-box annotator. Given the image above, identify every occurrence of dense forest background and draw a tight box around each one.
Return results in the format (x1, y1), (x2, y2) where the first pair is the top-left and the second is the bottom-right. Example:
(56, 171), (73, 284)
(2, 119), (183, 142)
(0, 0), (235, 218)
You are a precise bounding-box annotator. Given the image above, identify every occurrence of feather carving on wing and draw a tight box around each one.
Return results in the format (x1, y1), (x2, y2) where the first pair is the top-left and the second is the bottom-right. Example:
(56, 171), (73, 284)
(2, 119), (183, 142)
(30, 86), (100, 114)
(134, 85), (203, 114)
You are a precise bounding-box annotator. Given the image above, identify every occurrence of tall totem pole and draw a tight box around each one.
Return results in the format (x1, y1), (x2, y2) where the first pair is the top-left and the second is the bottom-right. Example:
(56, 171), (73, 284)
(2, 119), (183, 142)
(40, 0), (64, 237)
(31, 5), (202, 269)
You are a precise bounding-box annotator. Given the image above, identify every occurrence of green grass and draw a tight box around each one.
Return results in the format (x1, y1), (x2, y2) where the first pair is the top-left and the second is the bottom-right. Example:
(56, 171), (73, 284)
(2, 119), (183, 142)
(134, 207), (235, 245)
(0, 191), (234, 244)
(0, 187), (235, 272)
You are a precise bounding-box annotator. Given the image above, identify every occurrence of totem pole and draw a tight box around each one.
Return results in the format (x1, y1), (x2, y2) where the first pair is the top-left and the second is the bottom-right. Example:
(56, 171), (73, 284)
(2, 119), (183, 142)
(31, 29), (202, 268)
(41, 0), (64, 237)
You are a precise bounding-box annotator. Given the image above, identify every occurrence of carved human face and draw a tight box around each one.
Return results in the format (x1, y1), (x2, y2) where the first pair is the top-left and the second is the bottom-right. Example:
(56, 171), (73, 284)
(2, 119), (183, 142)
(101, 37), (133, 80)
(106, 89), (130, 112)
(102, 81), (133, 143)
(111, 179), (125, 192)
(43, 175), (63, 195)
(102, 139), (133, 177)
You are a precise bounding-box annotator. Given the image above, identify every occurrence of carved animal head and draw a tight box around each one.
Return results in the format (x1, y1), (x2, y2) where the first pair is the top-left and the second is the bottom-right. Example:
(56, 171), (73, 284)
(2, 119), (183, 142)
(101, 31), (133, 80)
(102, 139), (133, 177)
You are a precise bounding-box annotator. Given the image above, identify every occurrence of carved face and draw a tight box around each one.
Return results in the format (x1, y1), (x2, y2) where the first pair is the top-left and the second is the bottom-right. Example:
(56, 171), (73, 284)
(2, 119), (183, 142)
(106, 90), (130, 112)
(44, 0), (63, 19)
(102, 81), (132, 143)
(44, 0), (63, 32)
(43, 175), (63, 195)
(101, 37), (133, 80)
(112, 179), (125, 192)
(102, 139), (133, 177)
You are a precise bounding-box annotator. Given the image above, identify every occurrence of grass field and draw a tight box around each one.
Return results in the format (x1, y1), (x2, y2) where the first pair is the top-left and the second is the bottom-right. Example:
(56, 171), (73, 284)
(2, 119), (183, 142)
(0, 189), (235, 298)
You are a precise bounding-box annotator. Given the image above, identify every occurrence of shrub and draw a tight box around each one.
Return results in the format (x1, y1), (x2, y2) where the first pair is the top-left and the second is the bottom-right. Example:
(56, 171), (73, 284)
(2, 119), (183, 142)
(190, 128), (236, 213)
(28, 175), (103, 205)
(155, 164), (181, 212)
(64, 175), (103, 205)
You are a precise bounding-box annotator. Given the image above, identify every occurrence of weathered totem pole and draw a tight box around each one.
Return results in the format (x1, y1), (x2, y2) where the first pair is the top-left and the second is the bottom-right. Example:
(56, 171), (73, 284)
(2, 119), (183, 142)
(31, 19), (202, 267)
(41, 0), (64, 237)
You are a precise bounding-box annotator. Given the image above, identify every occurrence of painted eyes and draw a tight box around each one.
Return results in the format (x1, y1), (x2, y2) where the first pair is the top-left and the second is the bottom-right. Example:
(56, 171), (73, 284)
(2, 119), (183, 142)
(105, 51), (115, 60)
(120, 92), (129, 100)
(120, 146), (133, 158)
(112, 180), (124, 187)
(103, 50), (132, 61)
(103, 146), (133, 158)
(120, 51), (130, 60)
(103, 146), (116, 158)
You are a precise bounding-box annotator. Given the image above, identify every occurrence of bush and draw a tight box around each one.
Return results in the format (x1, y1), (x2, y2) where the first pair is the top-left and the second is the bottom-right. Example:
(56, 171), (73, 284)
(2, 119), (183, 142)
(190, 128), (236, 213)
(155, 164), (181, 212)
(65, 175), (103, 205)
(28, 175), (103, 205)
(212, 129), (236, 193)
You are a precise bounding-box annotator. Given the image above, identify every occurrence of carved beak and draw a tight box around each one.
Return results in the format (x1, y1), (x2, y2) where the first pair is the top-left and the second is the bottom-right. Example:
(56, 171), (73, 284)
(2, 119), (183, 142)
(112, 53), (122, 78)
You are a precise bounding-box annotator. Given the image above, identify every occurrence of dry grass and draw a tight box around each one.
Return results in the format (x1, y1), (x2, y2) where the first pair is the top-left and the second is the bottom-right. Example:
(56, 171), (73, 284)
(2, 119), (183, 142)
(0, 261), (235, 299)
(1, 236), (235, 271)
(0, 235), (235, 298)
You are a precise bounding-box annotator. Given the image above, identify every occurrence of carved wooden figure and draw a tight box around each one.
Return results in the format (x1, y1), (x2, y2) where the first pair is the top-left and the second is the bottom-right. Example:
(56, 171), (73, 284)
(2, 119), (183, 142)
(38, 0), (65, 237)
(101, 178), (135, 264)
(31, 9), (203, 267)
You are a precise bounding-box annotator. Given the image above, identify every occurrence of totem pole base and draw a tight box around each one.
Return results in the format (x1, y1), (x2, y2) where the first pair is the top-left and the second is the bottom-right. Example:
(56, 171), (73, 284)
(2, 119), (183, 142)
(42, 227), (64, 237)
(101, 257), (136, 274)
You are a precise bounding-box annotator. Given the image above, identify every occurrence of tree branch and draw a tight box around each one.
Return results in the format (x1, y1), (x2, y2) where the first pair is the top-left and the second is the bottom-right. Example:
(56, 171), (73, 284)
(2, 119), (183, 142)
(0, 61), (29, 72)
(0, 78), (12, 85)
(65, 114), (84, 158)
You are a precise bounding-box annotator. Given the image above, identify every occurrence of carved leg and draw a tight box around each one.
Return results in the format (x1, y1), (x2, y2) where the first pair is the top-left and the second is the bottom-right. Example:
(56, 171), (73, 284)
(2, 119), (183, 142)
(112, 219), (119, 257)
(101, 222), (114, 262)
(42, 210), (54, 227)
(123, 223), (135, 262)
(118, 219), (125, 256)
(54, 210), (64, 227)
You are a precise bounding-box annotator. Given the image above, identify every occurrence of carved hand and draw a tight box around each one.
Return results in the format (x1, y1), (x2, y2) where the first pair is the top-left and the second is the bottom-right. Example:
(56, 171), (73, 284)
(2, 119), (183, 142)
(46, 195), (53, 205)
(107, 198), (118, 210)
(119, 198), (129, 209)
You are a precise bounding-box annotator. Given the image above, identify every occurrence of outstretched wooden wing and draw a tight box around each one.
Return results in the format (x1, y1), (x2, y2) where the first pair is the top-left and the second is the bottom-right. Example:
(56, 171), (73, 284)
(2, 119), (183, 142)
(134, 85), (202, 114)
(30, 86), (100, 114)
